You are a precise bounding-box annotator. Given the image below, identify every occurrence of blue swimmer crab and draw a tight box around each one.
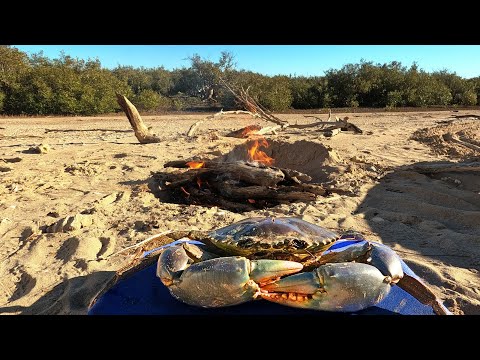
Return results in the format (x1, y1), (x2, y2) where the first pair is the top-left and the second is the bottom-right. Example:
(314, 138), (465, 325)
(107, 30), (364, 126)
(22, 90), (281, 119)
(156, 217), (450, 314)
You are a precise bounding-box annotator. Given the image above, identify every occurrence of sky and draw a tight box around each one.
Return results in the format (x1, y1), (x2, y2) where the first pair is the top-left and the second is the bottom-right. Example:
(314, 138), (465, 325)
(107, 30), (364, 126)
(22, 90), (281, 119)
(13, 45), (480, 79)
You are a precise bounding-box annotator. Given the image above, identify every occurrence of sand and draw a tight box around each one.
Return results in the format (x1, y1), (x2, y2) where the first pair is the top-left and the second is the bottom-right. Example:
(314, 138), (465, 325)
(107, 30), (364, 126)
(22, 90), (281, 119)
(0, 110), (479, 315)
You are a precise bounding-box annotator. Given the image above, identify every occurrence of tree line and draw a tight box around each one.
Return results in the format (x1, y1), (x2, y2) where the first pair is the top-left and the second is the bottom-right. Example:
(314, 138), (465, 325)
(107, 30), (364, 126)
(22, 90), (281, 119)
(1, 46), (479, 116)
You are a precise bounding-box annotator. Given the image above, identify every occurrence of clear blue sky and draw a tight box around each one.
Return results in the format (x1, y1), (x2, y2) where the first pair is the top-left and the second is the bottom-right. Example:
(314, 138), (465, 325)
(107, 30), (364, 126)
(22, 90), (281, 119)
(13, 45), (480, 79)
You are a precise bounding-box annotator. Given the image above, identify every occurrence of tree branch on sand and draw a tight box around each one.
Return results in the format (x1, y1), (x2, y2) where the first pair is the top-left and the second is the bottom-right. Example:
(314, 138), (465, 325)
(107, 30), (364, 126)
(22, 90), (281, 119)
(116, 93), (161, 144)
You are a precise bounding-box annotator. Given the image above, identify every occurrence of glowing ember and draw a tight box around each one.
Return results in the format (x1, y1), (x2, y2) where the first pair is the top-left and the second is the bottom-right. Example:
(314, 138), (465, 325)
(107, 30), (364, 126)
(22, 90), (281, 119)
(186, 161), (205, 169)
(247, 199), (256, 204)
(246, 138), (274, 166)
(196, 177), (202, 189)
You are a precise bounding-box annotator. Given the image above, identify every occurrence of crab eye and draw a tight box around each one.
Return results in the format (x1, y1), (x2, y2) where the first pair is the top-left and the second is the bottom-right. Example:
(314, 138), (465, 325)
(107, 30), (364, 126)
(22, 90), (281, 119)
(292, 239), (308, 249)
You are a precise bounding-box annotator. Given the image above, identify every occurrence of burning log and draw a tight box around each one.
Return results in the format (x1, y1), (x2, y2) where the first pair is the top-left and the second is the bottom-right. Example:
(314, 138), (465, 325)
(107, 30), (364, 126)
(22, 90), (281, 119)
(164, 160), (285, 187)
(115, 93), (161, 144)
(226, 125), (282, 138)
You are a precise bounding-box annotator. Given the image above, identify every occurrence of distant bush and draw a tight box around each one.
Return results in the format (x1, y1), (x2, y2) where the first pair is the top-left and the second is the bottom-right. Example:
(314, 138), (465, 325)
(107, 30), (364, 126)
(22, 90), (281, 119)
(1, 47), (479, 116)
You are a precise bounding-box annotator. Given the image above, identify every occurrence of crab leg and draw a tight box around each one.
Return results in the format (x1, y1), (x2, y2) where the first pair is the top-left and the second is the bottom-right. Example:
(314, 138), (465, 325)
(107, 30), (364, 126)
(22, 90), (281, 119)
(157, 245), (303, 308)
(261, 262), (392, 312)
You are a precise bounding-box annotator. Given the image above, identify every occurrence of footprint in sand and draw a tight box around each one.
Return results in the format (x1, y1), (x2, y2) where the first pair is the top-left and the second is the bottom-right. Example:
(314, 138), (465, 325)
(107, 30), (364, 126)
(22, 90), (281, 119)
(55, 237), (80, 263)
(55, 234), (116, 263)
(9, 270), (37, 302)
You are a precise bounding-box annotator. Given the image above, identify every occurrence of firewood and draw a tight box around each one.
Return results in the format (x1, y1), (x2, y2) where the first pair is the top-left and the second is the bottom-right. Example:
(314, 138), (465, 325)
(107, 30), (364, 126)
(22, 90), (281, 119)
(289, 183), (326, 196)
(164, 160), (285, 187)
(276, 167), (312, 183)
(186, 186), (256, 212)
(209, 181), (316, 203)
(116, 93), (161, 144)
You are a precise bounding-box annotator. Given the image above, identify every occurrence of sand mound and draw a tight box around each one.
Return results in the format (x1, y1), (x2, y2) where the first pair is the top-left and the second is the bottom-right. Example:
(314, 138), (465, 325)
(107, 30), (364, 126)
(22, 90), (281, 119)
(411, 120), (480, 159)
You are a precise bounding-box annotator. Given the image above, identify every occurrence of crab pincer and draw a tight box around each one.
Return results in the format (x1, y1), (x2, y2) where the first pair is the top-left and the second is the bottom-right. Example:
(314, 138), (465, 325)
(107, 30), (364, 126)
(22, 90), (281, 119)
(157, 245), (303, 307)
(260, 262), (392, 312)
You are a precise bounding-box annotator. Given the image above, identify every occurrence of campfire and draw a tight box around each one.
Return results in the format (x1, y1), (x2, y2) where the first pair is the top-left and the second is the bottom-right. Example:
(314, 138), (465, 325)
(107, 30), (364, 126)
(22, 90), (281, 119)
(152, 137), (350, 213)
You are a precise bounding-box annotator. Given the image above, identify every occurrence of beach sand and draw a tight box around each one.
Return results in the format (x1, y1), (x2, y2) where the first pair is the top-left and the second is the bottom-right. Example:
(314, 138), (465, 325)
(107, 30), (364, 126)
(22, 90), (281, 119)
(0, 110), (479, 315)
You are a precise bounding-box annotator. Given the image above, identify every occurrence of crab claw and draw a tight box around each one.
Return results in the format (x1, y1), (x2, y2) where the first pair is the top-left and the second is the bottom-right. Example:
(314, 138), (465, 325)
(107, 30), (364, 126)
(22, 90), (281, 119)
(157, 246), (302, 308)
(261, 262), (391, 312)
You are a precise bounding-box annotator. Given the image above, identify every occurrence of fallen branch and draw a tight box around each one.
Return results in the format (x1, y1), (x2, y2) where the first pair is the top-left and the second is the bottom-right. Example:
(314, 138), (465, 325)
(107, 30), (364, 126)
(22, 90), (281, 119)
(450, 114), (480, 120)
(290, 117), (363, 134)
(116, 93), (161, 144)
(187, 109), (261, 137)
(219, 78), (290, 128)
(226, 125), (282, 138)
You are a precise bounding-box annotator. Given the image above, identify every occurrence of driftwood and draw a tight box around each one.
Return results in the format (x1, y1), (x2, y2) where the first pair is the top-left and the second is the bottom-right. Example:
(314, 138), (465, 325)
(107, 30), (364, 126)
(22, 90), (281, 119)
(408, 161), (480, 174)
(450, 114), (480, 120)
(226, 125), (281, 138)
(290, 116), (363, 135)
(163, 160), (314, 187)
(187, 109), (260, 137)
(219, 78), (290, 128)
(164, 160), (285, 187)
(209, 181), (316, 203)
(116, 93), (160, 144)
(324, 128), (342, 137)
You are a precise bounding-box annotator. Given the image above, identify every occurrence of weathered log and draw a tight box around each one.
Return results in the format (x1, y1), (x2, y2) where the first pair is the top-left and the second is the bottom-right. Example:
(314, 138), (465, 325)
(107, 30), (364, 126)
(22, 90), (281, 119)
(163, 160), (285, 187)
(187, 110), (261, 137)
(209, 181), (316, 203)
(116, 93), (161, 144)
(186, 186), (256, 212)
(408, 161), (480, 174)
(450, 114), (480, 120)
(275, 167), (312, 183)
(163, 160), (207, 168)
(291, 118), (363, 134)
(324, 128), (342, 137)
(289, 183), (326, 196)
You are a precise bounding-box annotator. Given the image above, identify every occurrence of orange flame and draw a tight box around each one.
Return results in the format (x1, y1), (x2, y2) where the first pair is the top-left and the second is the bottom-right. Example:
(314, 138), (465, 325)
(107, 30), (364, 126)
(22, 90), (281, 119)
(186, 161), (205, 169)
(246, 138), (274, 166)
(241, 125), (261, 138)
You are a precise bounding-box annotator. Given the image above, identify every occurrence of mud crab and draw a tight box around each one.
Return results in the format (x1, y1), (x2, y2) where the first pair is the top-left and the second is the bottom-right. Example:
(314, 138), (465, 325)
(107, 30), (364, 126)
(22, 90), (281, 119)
(155, 217), (450, 315)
